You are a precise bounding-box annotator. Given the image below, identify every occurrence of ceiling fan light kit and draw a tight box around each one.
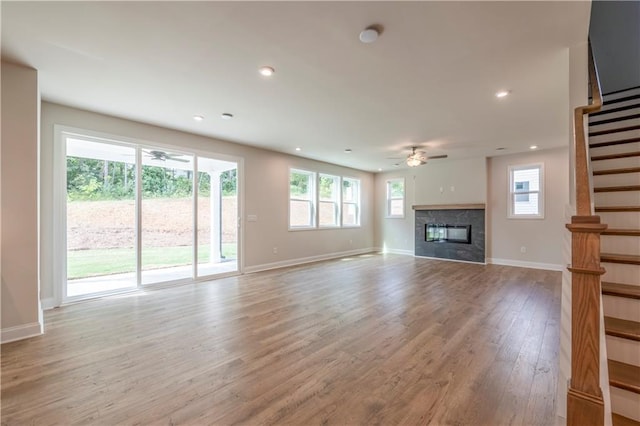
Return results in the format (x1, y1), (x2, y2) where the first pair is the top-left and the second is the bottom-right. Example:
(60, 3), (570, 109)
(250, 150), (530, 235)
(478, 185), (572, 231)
(406, 146), (426, 167)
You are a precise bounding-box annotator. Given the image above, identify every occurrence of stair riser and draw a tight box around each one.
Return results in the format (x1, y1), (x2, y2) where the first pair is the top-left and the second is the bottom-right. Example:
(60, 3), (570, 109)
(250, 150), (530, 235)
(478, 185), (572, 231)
(589, 106), (640, 125)
(602, 264), (640, 288)
(601, 236), (640, 256)
(603, 87), (640, 102)
(595, 191), (640, 206)
(594, 173), (640, 187)
(591, 105), (640, 122)
(603, 294), (640, 322)
(598, 212), (640, 229)
(590, 130), (640, 146)
(592, 157), (640, 171)
(606, 335), (640, 365)
(589, 116), (640, 133)
(610, 387), (640, 422)
(591, 141), (640, 156)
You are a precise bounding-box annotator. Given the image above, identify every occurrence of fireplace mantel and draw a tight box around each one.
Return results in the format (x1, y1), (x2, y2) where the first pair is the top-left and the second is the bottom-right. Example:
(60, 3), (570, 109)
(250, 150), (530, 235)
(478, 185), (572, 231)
(412, 203), (485, 211)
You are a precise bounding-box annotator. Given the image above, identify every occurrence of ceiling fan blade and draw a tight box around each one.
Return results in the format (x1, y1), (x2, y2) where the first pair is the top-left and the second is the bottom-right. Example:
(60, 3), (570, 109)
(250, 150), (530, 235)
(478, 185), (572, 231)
(426, 155), (448, 160)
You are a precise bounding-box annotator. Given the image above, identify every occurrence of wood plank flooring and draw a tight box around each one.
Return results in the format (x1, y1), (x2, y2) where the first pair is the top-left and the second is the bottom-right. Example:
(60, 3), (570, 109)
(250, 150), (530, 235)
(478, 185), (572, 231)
(1, 254), (562, 425)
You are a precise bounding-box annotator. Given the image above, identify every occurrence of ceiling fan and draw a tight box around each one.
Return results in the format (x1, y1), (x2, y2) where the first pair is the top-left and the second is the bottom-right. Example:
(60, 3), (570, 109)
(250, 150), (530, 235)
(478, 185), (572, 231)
(389, 146), (448, 167)
(145, 150), (189, 162)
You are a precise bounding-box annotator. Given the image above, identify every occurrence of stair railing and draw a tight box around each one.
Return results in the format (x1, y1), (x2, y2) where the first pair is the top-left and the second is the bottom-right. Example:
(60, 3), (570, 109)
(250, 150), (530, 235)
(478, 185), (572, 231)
(566, 41), (606, 425)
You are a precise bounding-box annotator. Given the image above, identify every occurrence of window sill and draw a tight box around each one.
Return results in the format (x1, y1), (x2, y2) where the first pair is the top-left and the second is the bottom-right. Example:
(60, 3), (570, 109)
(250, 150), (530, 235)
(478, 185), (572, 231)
(508, 215), (545, 220)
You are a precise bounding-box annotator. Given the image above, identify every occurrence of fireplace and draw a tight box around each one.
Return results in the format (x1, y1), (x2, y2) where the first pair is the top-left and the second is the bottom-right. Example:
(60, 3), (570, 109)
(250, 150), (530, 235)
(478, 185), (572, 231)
(426, 224), (471, 244)
(413, 204), (485, 263)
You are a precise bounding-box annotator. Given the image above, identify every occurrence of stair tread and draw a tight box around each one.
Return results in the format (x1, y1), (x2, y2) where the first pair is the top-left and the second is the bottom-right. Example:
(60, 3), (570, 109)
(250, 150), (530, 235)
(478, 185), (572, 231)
(593, 167), (640, 176)
(596, 206), (640, 212)
(608, 360), (640, 394)
(594, 185), (640, 192)
(602, 228), (640, 236)
(602, 282), (640, 299)
(613, 413), (640, 426)
(601, 253), (640, 265)
(605, 316), (640, 341)
(592, 151), (640, 161)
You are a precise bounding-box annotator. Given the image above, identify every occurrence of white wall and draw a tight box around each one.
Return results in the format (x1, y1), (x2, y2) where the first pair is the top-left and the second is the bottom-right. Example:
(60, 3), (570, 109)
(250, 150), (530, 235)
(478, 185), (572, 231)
(487, 147), (569, 270)
(374, 157), (487, 254)
(1, 62), (43, 342)
(40, 102), (375, 303)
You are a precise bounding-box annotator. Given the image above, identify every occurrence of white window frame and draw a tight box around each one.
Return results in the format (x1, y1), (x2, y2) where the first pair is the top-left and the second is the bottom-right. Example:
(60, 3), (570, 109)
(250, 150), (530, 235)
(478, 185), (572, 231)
(342, 177), (361, 227)
(386, 178), (405, 218)
(318, 173), (341, 228)
(508, 163), (544, 219)
(289, 168), (316, 229)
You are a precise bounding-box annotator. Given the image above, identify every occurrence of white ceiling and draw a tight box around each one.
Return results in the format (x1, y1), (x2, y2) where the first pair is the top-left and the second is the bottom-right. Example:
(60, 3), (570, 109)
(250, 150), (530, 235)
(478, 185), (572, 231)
(1, 1), (591, 172)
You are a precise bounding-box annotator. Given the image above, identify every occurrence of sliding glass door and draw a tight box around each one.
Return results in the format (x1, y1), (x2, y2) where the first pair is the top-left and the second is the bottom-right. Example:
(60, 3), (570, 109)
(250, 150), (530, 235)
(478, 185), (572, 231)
(66, 138), (137, 297)
(61, 130), (240, 301)
(141, 150), (194, 285)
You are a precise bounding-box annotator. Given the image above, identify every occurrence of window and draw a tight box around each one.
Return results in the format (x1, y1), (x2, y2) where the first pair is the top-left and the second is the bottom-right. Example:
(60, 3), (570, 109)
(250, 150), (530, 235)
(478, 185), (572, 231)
(319, 174), (340, 227)
(386, 178), (405, 218)
(342, 178), (361, 227)
(508, 163), (544, 218)
(289, 169), (316, 228)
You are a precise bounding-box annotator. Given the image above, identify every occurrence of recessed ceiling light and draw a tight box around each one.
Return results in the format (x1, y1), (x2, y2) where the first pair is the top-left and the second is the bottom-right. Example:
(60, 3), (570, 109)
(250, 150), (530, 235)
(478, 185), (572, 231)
(495, 90), (510, 98)
(259, 66), (275, 77)
(530, 145), (538, 150)
(295, 147), (301, 151)
(359, 27), (379, 43)
(221, 113), (234, 120)
(344, 148), (352, 153)
(378, 168), (383, 172)
(193, 115), (204, 121)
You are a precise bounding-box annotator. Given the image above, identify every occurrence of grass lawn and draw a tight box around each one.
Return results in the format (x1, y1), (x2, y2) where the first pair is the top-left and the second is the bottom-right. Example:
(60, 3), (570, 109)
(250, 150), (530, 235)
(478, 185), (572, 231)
(68, 244), (237, 279)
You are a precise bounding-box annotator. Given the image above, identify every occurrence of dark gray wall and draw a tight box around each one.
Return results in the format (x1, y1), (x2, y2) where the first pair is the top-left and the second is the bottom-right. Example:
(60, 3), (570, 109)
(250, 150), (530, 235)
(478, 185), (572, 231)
(590, 1), (640, 94)
(415, 209), (485, 263)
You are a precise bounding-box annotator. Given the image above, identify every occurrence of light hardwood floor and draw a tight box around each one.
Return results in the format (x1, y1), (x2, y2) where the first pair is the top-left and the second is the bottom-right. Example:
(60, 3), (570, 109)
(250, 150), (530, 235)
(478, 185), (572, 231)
(1, 254), (561, 425)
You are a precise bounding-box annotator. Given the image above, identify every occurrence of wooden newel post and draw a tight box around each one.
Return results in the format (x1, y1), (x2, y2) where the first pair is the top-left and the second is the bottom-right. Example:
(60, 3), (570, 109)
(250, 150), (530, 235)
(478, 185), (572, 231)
(566, 215), (607, 426)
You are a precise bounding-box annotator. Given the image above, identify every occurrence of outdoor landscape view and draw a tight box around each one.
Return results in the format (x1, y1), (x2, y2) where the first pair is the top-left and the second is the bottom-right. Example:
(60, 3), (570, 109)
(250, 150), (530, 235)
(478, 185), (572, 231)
(66, 145), (237, 296)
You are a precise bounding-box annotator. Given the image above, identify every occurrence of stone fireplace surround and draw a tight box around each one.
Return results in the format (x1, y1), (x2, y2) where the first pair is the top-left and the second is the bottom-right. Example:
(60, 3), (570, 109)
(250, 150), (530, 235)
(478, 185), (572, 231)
(413, 204), (486, 264)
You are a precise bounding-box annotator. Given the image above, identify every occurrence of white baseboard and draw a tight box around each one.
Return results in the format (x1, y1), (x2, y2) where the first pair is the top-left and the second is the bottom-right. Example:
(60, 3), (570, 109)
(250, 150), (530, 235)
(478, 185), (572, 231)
(379, 248), (414, 256)
(1, 321), (43, 344)
(244, 247), (378, 274)
(41, 297), (57, 310)
(488, 258), (564, 271)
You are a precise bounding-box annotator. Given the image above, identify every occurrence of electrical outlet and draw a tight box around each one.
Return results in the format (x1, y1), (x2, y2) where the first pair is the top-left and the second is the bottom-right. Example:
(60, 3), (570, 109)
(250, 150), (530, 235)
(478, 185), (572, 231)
(520, 246), (526, 253)
(273, 247), (278, 254)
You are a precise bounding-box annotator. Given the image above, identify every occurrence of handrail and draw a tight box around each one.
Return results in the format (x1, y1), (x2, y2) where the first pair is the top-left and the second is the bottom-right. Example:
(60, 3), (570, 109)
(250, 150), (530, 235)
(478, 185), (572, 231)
(574, 41), (603, 216)
(566, 40), (607, 426)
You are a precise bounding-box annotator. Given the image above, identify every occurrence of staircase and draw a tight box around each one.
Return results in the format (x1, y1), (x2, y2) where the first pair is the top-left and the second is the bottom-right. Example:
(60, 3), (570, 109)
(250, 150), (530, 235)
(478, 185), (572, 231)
(590, 86), (640, 426)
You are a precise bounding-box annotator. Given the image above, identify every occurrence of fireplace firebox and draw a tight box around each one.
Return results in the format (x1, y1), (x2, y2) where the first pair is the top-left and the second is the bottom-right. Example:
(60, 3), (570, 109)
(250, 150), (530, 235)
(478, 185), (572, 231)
(426, 224), (472, 244)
